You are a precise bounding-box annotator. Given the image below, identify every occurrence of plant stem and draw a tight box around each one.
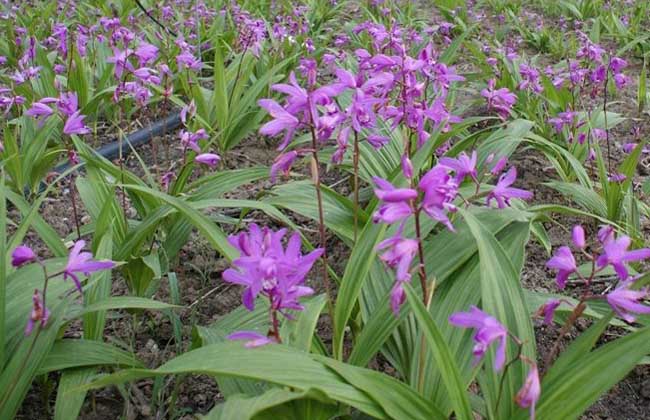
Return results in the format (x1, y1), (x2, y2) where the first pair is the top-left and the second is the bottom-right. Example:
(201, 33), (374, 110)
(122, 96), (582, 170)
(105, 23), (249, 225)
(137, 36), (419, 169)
(543, 301), (587, 371)
(353, 131), (360, 243)
(133, 0), (177, 37)
(495, 340), (524, 413)
(69, 173), (81, 240)
(413, 208), (428, 304)
(603, 58), (611, 172)
(308, 110), (333, 314)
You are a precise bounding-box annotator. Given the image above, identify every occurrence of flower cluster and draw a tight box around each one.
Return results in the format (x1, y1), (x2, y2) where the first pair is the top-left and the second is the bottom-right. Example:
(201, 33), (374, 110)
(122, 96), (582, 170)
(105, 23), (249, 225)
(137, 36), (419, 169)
(11, 241), (115, 335)
(545, 225), (650, 323)
(373, 153), (531, 314)
(26, 92), (89, 135)
(450, 306), (540, 418)
(223, 224), (323, 347)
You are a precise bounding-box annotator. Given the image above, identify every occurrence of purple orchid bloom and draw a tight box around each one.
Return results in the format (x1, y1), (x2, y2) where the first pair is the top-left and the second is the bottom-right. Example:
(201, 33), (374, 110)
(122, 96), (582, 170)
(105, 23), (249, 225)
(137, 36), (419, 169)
(25, 289), (49, 336)
(515, 363), (541, 419)
(418, 166), (458, 231)
(63, 240), (115, 292)
(372, 176), (417, 202)
(572, 225), (586, 249)
(546, 246), (577, 289)
(63, 111), (90, 135)
(134, 41), (159, 66)
(270, 150), (299, 182)
(481, 79), (517, 119)
(449, 305), (509, 370)
(486, 167), (533, 208)
(372, 177), (416, 224)
(439, 150), (478, 183)
(596, 235), (650, 280)
(195, 153), (221, 168)
(258, 99), (300, 151)
(536, 299), (563, 325)
(11, 245), (36, 267)
(227, 331), (275, 348)
(222, 225), (323, 313)
(25, 101), (55, 124)
(377, 224), (419, 283)
(606, 283), (650, 323)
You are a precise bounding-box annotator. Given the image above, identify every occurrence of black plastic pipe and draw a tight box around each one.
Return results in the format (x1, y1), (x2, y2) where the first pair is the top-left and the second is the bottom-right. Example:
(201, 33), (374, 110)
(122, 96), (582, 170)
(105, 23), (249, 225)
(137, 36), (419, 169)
(53, 112), (182, 175)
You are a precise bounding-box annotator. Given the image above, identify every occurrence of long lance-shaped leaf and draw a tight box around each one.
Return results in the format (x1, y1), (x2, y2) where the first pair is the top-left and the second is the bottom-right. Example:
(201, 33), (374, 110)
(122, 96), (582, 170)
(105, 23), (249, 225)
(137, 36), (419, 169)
(459, 209), (535, 419)
(204, 387), (339, 420)
(515, 324), (650, 420)
(37, 339), (143, 374)
(404, 284), (473, 420)
(74, 342), (444, 420)
(332, 133), (439, 360)
(119, 184), (238, 261)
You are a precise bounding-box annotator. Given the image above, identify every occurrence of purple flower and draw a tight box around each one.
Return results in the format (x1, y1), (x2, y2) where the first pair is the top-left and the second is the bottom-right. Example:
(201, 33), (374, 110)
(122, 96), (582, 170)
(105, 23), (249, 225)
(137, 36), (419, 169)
(367, 134), (390, 149)
(176, 51), (202, 71)
(63, 111), (90, 135)
(195, 153), (220, 168)
(572, 225), (586, 249)
(490, 156), (508, 175)
(223, 225), (323, 312)
(25, 101), (54, 123)
(401, 154), (413, 179)
(481, 79), (516, 119)
(25, 289), (49, 336)
(537, 299), (562, 325)
(439, 150), (478, 183)
(372, 177), (416, 224)
(180, 100), (196, 124)
(258, 99), (299, 150)
(227, 331), (275, 348)
(546, 246), (577, 289)
(418, 166), (458, 231)
(486, 167), (532, 209)
(135, 41), (159, 66)
(515, 363), (541, 419)
(596, 235), (650, 280)
(56, 92), (79, 116)
(449, 306), (508, 370)
(607, 283), (650, 323)
(614, 73), (629, 89)
(270, 151), (298, 182)
(597, 225), (615, 245)
(372, 176), (417, 202)
(609, 57), (627, 73)
(63, 240), (115, 292)
(377, 225), (419, 283)
(389, 282), (406, 315)
(11, 245), (36, 267)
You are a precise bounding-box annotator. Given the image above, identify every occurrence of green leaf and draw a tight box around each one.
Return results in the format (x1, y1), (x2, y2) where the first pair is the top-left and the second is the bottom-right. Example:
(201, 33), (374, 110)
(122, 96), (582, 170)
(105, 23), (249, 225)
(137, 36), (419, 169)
(75, 296), (179, 317)
(54, 368), (98, 420)
(212, 41), (229, 131)
(82, 342), (390, 418)
(202, 387), (338, 420)
(459, 209), (535, 419)
(522, 324), (650, 420)
(403, 284), (472, 420)
(333, 222), (386, 359)
(0, 300), (67, 419)
(280, 294), (327, 352)
(318, 356), (445, 419)
(38, 339), (143, 374)
(120, 184), (238, 261)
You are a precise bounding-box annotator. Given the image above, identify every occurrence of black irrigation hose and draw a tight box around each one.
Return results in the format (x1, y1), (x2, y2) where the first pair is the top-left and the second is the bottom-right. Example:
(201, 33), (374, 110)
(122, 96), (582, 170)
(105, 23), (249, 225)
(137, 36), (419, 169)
(53, 112), (182, 175)
(29, 112), (182, 195)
